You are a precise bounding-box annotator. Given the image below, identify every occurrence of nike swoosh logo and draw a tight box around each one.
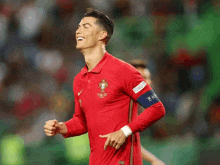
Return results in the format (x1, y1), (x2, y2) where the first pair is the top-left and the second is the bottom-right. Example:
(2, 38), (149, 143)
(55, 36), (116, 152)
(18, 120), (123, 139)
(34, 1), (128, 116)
(78, 89), (83, 96)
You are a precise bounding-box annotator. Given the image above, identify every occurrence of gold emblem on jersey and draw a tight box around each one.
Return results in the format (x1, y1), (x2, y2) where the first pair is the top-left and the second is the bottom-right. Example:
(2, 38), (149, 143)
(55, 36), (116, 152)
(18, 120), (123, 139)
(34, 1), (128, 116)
(97, 79), (108, 98)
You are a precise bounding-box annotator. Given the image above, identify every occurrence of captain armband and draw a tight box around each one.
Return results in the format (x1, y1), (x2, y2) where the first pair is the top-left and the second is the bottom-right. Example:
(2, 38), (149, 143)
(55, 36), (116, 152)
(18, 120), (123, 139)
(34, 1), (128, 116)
(137, 90), (160, 109)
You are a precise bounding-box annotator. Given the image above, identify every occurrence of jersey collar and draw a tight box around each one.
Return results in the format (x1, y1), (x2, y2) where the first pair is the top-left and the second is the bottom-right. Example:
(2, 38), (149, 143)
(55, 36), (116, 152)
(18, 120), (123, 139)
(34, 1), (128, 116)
(81, 52), (110, 74)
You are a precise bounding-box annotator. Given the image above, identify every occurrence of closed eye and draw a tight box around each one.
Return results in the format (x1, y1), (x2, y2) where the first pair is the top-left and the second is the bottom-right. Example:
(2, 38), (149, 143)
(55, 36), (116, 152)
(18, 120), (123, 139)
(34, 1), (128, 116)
(83, 24), (91, 29)
(77, 23), (91, 32)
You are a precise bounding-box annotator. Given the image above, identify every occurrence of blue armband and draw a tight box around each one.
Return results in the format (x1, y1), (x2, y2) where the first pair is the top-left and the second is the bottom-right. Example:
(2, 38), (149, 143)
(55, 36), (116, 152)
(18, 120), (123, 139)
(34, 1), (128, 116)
(137, 90), (160, 109)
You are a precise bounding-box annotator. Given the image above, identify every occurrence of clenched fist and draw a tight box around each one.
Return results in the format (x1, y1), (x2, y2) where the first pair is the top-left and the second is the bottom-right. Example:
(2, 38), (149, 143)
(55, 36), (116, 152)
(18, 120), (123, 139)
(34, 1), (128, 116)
(44, 119), (67, 136)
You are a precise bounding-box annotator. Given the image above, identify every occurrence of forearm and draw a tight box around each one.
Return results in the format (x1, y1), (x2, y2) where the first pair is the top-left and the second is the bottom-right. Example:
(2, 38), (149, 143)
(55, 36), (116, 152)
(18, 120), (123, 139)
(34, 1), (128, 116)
(128, 102), (165, 134)
(141, 146), (161, 163)
(57, 122), (68, 135)
(63, 116), (87, 138)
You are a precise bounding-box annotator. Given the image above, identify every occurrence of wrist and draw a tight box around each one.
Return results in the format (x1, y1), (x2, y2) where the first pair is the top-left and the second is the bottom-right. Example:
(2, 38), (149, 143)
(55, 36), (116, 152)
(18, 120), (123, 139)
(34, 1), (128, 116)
(121, 125), (132, 137)
(58, 122), (68, 135)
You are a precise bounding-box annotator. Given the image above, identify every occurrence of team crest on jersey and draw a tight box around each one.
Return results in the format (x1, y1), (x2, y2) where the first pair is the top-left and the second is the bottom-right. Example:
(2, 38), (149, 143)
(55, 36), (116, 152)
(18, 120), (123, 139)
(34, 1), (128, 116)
(97, 79), (108, 98)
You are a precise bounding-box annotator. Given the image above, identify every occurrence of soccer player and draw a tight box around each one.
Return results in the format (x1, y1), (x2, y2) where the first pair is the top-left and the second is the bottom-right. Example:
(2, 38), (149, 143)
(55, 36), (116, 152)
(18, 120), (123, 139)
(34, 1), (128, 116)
(44, 8), (165, 165)
(129, 59), (165, 165)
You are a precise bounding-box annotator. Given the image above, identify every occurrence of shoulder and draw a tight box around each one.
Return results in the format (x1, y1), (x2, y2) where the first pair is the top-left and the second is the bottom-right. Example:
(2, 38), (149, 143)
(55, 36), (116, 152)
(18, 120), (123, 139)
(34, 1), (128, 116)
(107, 53), (137, 73)
(106, 54), (143, 88)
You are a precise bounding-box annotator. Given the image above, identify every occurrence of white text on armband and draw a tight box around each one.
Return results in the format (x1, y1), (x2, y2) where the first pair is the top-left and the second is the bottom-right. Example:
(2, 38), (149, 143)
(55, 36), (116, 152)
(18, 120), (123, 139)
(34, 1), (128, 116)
(137, 90), (160, 108)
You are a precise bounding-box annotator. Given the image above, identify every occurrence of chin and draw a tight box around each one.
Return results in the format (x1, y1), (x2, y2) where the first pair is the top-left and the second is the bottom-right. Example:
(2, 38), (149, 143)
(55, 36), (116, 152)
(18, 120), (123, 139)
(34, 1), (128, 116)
(77, 44), (90, 50)
(76, 45), (82, 50)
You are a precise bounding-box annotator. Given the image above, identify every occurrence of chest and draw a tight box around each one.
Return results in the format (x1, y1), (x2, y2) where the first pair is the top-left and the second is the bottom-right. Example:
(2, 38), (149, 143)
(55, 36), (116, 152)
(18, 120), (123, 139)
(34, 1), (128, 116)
(76, 73), (126, 112)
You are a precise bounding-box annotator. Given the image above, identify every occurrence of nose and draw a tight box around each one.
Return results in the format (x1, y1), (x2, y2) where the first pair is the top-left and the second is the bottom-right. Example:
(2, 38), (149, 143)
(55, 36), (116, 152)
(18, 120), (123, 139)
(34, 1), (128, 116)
(76, 26), (81, 35)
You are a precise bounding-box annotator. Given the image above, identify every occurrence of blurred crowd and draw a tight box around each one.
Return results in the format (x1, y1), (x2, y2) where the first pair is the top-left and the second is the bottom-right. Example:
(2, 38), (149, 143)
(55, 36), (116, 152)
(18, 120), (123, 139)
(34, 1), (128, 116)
(0, 0), (220, 164)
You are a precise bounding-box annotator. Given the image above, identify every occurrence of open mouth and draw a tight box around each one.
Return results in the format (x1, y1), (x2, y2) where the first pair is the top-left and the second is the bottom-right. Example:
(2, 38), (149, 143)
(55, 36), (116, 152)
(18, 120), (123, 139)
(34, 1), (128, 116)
(77, 37), (84, 41)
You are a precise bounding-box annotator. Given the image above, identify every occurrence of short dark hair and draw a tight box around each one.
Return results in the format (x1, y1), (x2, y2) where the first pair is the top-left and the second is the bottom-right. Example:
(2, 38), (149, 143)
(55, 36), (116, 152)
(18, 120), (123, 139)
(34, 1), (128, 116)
(128, 59), (147, 69)
(84, 8), (114, 44)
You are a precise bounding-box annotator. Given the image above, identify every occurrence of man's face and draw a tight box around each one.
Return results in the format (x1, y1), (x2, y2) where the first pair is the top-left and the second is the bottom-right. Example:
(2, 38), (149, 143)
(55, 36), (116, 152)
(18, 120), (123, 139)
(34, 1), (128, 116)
(136, 67), (152, 86)
(75, 17), (102, 50)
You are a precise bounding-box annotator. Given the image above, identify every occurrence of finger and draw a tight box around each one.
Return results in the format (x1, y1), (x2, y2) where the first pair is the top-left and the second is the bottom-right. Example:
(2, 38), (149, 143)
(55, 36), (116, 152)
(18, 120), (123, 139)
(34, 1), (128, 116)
(52, 119), (57, 126)
(112, 141), (117, 148)
(115, 144), (121, 150)
(99, 134), (109, 138)
(44, 129), (54, 134)
(54, 122), (59, 127)
(44, 125), (56, 131)
(45, 121), (56, 127)
(47, 133), (54, 136)
(45, 119), (55, 124)
(104, 138), (110, 150)
(45, 129), (57, 135)
(44, 124), (53, 129)
(109, 138), (116, 146)
(45, 132), (55, 136)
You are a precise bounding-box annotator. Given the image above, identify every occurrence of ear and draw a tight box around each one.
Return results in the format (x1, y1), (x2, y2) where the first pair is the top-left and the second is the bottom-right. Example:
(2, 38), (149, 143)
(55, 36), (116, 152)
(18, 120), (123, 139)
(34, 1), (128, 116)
(98, 31), (108, 41)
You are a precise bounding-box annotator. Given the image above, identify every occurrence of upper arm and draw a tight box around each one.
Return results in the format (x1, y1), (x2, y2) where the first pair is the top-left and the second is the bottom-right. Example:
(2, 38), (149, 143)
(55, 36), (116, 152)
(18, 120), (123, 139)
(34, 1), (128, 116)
(120, 64), (160, 108)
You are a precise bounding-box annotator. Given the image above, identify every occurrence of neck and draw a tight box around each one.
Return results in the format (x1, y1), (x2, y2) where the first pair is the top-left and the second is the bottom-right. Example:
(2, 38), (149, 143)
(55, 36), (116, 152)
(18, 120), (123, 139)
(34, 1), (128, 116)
(81, 45), (106, 72)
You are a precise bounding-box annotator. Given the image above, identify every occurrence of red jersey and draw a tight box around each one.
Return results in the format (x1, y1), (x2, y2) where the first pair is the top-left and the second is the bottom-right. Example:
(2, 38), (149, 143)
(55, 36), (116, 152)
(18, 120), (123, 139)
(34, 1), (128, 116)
(64, 52), (165, 165)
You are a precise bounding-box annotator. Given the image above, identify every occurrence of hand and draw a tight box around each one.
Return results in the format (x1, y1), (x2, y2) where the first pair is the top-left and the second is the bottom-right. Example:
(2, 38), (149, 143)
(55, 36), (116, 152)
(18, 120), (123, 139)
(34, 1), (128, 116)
(99, 129), (126, 150)
(44, 119), (61, 136)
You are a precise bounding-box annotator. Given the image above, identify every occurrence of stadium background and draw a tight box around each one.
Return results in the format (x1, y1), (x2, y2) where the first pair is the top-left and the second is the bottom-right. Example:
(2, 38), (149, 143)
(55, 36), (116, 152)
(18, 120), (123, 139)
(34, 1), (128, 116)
(0, 0), (220, 164)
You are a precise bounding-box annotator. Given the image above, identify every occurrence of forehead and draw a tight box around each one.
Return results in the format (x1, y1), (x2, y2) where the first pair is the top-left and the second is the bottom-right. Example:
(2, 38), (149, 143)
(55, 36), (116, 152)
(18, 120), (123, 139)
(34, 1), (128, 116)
(79, 17), (98, 26)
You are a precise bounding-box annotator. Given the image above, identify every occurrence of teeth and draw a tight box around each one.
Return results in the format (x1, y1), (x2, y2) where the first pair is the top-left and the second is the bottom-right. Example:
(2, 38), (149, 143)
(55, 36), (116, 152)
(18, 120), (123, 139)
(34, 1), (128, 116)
(77, 37), (84, 41)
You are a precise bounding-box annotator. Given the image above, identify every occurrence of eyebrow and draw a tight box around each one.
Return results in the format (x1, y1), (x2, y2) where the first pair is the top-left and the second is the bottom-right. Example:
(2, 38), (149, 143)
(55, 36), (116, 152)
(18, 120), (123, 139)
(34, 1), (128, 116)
(78, 23), (92, 28)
